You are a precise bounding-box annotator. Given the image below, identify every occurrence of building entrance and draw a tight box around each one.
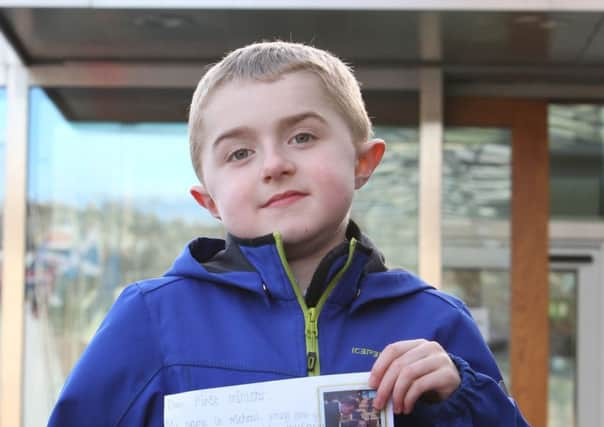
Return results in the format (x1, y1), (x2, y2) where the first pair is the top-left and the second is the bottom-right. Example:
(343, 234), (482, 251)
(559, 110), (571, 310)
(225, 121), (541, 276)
(446, 97), (549, 426)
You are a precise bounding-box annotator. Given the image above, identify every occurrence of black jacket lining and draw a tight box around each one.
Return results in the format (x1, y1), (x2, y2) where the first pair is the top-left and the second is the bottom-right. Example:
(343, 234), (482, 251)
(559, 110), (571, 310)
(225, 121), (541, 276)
(189, 237), (256, 273)
(304, 221), (387, 307)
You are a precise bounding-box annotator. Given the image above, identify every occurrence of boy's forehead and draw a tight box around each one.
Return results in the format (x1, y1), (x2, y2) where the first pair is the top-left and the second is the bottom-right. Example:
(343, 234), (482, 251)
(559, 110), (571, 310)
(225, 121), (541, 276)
(208, 71), (330, 109)
(198, 71), (345, 144)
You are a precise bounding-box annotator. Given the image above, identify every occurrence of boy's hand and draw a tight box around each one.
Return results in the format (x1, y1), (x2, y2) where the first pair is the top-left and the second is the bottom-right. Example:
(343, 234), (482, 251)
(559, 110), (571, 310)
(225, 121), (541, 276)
(368, 339), (461, 415)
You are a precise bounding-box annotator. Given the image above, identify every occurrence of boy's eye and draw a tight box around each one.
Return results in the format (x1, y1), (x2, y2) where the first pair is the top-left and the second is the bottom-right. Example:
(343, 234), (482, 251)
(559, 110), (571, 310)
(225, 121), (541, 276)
(292, 133), (314, 144)
(227, 148), (252, 162)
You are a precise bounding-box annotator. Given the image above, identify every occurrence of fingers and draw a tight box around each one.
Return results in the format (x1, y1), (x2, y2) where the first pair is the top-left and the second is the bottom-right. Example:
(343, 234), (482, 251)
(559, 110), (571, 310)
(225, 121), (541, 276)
(370, 340), (436, 411)
(369, 340), (425, 389)
(393, 352), (447, 414)
(369, 340), (461, 415)
(403, 363), (459, 413)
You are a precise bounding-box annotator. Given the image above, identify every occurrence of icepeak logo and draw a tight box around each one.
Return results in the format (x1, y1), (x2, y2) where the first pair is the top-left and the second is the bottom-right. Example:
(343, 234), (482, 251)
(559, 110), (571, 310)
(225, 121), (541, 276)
(351, 347), (380, 358)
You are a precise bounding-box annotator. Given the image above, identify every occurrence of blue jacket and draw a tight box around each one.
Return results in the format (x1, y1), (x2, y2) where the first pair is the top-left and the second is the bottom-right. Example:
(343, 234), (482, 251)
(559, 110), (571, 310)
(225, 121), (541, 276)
(48, 225), (529, 426)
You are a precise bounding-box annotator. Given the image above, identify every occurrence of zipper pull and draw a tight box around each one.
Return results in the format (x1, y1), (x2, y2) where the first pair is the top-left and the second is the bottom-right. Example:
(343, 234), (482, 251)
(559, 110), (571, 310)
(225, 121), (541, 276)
(307, 352), (317, 371)
(306, 308), (319, 373)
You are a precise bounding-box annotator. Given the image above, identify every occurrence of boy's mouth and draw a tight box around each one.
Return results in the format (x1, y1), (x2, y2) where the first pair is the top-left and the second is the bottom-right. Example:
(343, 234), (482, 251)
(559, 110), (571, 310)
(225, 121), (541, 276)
(262, 191), (308, 208)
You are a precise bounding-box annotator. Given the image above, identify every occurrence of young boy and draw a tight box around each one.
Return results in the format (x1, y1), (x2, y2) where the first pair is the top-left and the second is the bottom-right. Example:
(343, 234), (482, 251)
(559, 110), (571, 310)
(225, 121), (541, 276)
(48, 41), (529, 426)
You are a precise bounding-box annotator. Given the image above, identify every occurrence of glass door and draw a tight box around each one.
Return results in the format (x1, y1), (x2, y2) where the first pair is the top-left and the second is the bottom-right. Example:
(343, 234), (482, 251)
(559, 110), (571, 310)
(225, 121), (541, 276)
(549, 252), (602, 427)
(548, 266), (577, 427)
(442, 251), (600, 427)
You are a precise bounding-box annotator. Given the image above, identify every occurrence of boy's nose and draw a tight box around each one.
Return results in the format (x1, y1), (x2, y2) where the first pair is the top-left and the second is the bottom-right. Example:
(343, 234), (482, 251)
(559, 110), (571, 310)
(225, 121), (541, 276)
(261, 148), (296, 182)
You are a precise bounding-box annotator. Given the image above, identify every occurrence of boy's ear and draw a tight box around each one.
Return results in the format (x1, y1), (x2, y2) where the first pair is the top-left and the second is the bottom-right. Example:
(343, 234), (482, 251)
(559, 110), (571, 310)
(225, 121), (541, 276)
(190, 185), (221, 220)
(354, 138), (386, 189)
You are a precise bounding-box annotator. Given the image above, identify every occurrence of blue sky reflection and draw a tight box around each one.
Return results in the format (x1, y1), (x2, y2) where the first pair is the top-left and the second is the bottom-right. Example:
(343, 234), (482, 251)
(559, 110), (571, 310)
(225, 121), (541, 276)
(27, 88), (217, 224)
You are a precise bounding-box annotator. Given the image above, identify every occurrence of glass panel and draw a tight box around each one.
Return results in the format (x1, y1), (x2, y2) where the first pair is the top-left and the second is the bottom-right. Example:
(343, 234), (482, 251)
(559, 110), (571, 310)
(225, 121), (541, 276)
(441, 269), (510, 382)
(23, 88), (223, 426)
(549, 104), (604, 219)
(548, 270), (577, 427)
(441, 127), (512, 386)
(352, 126), (419, 272)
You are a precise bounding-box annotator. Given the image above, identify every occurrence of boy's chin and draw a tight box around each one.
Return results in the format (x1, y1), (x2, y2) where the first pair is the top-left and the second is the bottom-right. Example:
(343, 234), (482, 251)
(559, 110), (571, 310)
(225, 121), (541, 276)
(278, 226), (319, 244)
(280, 227), (345, 254)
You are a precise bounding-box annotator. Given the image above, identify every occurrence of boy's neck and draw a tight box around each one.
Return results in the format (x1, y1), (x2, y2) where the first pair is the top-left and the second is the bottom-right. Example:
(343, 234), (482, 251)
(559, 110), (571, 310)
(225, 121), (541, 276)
(288, 250), (335, 294)
(284, 221), (349, 293)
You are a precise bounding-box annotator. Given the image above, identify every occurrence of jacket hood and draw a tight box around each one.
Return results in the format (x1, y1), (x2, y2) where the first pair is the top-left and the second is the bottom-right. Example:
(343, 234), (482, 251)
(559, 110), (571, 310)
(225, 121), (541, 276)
(163, 223), (433, 309)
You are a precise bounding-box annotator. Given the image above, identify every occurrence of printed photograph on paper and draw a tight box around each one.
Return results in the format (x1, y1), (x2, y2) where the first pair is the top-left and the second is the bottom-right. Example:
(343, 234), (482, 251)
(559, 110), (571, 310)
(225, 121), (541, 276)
(319, 384), (386, 427)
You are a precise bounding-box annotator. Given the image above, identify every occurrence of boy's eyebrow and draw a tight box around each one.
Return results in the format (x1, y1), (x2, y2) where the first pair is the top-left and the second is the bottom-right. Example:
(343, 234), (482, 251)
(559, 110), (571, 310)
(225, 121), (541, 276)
(212, 112), (327, 149)
(212, 127), (255, 149)
(277, 111), (328, 131)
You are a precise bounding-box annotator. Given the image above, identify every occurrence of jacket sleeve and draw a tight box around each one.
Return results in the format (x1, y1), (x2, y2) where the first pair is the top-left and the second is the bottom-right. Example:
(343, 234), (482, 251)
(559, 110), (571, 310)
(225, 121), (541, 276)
(402, 298), (531, 427)
(47, 284), (164, 427)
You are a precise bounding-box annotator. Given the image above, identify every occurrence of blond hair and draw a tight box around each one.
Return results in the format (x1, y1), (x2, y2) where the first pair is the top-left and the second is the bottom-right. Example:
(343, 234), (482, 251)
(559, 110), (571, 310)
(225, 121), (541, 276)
(188, 41), (372, 182)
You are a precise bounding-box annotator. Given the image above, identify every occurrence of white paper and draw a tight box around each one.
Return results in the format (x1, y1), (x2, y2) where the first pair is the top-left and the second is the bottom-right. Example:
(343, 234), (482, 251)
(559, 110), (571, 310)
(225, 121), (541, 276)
(164, 372), (394, 427)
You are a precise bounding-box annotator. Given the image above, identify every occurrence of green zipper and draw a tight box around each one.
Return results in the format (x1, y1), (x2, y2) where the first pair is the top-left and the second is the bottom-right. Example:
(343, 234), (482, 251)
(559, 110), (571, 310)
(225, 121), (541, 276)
(274, 232), (357, 376)
(306, 307), (319, 372)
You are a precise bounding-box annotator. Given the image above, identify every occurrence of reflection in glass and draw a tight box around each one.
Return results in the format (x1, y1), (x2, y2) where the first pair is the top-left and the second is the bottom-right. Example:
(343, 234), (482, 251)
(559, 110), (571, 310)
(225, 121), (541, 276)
(24, 88), (223, 426)
(441, 128), (512, 385)
(442, 269), (510, 384)
(549, 104), (604, 219)
(443, 128), (511, 221)
(548, 270), (576, 427)
(352, 127), (419, 272)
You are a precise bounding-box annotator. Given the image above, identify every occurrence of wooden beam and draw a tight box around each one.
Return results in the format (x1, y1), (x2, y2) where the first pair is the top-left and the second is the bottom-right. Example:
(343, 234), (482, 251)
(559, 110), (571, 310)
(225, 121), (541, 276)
(510, 100), (549, 427)
(419, 68), (443, 286)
